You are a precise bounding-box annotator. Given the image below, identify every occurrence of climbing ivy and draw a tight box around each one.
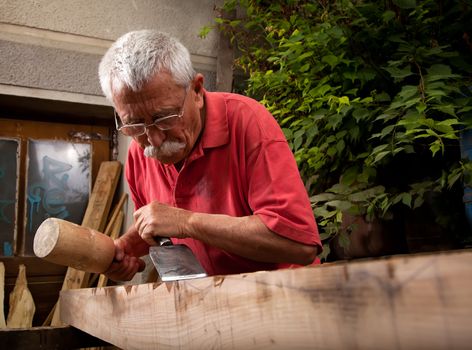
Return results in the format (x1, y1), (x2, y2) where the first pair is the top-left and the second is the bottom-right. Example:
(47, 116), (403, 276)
(202, 0), (472, 259)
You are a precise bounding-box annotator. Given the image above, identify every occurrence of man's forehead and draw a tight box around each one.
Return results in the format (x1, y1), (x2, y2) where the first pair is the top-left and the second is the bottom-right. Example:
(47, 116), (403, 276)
(113, 71), (181, 101)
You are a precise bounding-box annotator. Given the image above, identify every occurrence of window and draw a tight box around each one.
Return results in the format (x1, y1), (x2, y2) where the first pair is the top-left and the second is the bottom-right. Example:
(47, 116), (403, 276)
(0, 118), (112, 257)
(0, 117), (113, 325)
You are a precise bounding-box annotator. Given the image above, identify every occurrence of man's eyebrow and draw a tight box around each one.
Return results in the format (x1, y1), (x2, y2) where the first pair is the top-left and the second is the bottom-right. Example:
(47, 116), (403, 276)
(121, 114), (145, 125)
(151, 107), (180, 116)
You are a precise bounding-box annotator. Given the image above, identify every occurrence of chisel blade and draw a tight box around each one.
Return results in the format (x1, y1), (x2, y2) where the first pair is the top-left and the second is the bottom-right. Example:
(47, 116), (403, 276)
(149, 244), (207, 282)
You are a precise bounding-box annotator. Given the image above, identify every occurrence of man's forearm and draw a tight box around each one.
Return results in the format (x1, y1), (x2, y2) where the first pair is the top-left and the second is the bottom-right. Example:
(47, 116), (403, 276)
(185, 212), (317, 265)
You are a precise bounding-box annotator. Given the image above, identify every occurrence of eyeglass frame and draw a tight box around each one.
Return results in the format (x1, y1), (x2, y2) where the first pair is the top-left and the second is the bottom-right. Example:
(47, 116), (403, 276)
(114, 88), (189, 137)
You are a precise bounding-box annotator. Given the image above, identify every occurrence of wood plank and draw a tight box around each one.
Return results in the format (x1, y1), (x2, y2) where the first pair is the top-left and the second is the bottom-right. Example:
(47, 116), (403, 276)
(60, 250), (472, 350)
(0, 326), (110, 350)
(103, 193), (127, 236)
(50, 161), (121, 326)
(81, 161), (122, 233)
(6, 265), (35, 328)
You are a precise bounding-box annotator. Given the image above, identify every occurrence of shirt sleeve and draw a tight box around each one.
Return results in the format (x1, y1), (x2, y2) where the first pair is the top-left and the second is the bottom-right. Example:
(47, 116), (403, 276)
(248, 140), (321, 246)
(239, 102), (321, 248)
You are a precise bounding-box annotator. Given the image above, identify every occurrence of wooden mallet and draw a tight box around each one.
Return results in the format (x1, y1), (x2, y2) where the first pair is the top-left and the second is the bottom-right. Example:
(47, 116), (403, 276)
(33, 218), (115, 273)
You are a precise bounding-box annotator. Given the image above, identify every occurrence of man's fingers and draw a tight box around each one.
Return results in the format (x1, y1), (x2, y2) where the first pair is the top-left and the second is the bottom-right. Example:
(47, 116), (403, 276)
(137, 258), (146, 272)
(105, 255), (143, 282)
(113, 239), (126, 261)
(139, 229), (158, 247)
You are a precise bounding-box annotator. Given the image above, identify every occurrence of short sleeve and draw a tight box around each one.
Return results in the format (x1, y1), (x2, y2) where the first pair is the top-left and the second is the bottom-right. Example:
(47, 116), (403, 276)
(247, 139), (320, 246)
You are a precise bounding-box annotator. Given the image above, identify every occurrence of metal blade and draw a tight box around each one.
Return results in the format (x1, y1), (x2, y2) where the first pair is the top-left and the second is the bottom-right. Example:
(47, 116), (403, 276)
(149, 245), (207, 282)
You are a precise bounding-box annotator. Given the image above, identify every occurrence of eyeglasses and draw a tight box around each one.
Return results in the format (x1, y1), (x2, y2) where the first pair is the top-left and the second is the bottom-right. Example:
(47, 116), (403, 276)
(114, 90), (188, 137)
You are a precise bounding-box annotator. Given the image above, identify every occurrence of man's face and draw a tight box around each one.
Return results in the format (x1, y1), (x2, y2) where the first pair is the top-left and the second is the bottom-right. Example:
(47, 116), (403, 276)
(113, 72), (204, 164)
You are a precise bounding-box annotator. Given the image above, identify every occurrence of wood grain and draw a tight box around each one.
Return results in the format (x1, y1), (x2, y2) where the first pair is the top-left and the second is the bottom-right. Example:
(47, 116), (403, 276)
(60, 250), (472, 350)
(6, 265), (35, 328)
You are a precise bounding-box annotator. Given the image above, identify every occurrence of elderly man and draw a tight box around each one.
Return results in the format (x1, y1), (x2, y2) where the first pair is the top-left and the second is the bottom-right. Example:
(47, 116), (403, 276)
(99, 30), (321, 281)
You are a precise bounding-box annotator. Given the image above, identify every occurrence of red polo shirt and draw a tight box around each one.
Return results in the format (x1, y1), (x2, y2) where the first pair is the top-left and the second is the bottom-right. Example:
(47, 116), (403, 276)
(126, 90), (321, 276)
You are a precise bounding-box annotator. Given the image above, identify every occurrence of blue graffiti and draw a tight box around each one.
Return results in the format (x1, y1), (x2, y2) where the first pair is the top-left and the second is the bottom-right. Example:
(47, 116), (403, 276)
(0, 199), (14, 224)
(3, 241), (13, 256)
(27, 156), (73, 231)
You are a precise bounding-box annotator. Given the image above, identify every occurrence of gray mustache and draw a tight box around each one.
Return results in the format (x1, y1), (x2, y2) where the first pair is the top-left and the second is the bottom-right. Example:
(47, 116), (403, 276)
(144, 141), (185, 158)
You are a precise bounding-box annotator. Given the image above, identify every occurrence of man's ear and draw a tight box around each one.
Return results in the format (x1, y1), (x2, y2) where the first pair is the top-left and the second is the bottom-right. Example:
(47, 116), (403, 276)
(192, 73), (205, 108)
(192, 73), (205, 94)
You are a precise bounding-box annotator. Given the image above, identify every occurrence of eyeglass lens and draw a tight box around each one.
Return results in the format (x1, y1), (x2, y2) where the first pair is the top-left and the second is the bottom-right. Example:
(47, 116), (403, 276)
(120, 115), (181, 136)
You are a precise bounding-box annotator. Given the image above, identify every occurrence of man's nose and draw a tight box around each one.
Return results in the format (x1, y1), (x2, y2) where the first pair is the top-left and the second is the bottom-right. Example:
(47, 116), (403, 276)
(145, 126), (165, 147)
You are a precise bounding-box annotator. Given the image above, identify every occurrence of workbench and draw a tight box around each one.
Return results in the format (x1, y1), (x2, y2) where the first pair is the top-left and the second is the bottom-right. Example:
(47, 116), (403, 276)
(59, 250), (472, 350)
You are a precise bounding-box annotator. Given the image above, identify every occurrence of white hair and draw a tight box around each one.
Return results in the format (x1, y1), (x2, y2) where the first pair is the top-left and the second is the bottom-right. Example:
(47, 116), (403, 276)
(98, 30), (196, 102)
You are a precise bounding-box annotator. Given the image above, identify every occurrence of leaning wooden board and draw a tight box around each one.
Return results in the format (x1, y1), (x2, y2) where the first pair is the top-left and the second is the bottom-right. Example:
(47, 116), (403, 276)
(50, 161), (121, 326)
(60, 250), (472, 350)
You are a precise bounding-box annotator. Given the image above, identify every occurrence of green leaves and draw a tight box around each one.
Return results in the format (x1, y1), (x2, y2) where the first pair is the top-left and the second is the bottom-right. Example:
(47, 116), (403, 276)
(426, 64), (460, 82)
(393, 0), (416, 9)
(210, 0), (472, 258)
(383, 66), (414, 81)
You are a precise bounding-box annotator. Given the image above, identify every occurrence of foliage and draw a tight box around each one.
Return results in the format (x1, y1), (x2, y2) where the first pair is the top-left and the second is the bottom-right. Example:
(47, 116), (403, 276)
(202, 0), (472, 259)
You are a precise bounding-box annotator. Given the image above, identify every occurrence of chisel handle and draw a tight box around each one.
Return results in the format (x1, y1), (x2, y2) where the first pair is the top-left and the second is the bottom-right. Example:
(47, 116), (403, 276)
(154, 237), (173, 246)
(33, 218), (115, 273)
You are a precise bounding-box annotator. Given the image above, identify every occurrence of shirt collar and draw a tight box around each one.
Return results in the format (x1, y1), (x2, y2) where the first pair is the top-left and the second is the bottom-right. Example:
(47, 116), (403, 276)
(162, 89), (229, 168)
(200, 89), (229, 148)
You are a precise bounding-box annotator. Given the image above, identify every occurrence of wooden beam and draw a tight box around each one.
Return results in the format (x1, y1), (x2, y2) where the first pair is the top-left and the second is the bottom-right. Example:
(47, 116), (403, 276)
(60, 250), (472, 350)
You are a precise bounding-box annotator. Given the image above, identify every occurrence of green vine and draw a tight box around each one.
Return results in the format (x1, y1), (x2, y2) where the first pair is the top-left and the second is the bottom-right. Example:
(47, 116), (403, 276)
(202, 0), (472, 259)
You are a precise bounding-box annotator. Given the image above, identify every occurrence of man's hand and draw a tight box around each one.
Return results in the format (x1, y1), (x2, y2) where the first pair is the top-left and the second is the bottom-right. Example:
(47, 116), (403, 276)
(134, 202), (317, 267)
(104, 238), (146, 282)
(133, 201), (190, 245)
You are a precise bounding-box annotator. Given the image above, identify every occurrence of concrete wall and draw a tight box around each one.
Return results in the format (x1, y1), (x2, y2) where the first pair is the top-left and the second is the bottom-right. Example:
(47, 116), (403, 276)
(0, 0), (222, 102)
(0, 0), (227, 240)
